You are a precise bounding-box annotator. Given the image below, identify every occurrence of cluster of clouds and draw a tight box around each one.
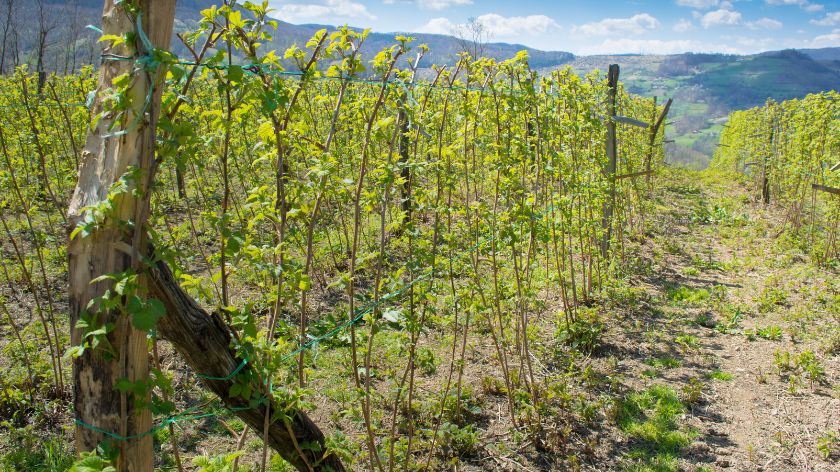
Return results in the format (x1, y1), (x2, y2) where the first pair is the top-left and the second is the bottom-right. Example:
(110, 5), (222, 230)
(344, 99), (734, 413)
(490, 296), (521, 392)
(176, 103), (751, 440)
(674, 1), (784, 31)
(418, 14), (559, 37)
(269, 0), (377, 22)
(568, 0), (838, 55)
(267, 0), (840, 55)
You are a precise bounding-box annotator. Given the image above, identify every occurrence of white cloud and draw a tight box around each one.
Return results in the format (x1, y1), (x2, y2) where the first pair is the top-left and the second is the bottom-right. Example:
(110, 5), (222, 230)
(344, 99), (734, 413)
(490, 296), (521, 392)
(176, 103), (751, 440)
(475, 13), (560, 36)
(675, 0), (719, 9)
(811, 28), (840, 46)
(673, 18), (693, 32)
(765, 0), (824, 13)
(700, 8), (742, 28)
(728, 35), (776, 49)
(415, 0), (473, 10)
(577, 38), (741, 55)
(417, 13), (559, 37)
(417, 17), (457, 35)
(811, 11), (840, 26)
(573, 13), (660, 37)
(746, 18), (783, 30)
(269, 0), (376, 23)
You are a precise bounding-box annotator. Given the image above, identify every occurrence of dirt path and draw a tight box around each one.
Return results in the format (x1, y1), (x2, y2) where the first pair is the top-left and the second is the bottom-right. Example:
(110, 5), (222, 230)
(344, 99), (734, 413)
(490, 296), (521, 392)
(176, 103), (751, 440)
(618, 170), (840, 471)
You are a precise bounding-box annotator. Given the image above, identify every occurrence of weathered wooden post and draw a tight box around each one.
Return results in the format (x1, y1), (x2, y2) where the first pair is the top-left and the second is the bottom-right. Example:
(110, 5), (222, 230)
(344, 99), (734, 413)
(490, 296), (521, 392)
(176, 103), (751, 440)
(601, 64), (619, 258)
(67, 2), (344, 471)
(68, 1), (176, 469)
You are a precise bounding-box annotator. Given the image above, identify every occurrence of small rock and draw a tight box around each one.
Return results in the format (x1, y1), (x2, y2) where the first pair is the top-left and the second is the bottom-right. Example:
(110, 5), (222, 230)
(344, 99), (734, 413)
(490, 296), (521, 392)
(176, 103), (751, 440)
(693, 443), (711, 453)
(716, 459), (731, 468)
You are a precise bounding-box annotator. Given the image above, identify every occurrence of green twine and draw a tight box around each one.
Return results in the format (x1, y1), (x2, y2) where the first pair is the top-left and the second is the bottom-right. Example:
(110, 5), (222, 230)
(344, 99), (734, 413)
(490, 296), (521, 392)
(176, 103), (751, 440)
(279, 269), (434, 363)
(75, 403), (212, 442)
(195, 357), (249, 381)
(74, 269), (433, 441)
(74, 395), (271, 442)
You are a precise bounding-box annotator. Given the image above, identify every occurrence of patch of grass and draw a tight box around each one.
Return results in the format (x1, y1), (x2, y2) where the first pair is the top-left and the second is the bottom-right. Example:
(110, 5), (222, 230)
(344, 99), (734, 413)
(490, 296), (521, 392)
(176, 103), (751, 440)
(693, 312), (716, 328)
(617, 385), (695, 470)
(707, 370), (733, 381)
(0, 426), (74, 472)
(666, 286), (710, 306)
(683, 267), (700, 276)
(644, 356), (682, 369)
(756, 286), (789, 313)
(642, 369), (660, 379)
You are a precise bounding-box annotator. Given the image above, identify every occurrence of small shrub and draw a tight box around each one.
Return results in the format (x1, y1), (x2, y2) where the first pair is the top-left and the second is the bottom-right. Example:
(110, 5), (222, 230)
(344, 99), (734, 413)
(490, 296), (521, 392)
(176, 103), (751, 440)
(680, 378), (704, 405)
(556, 308), (603, 354)
(416, 347), (437, 376)
(816, 431), (839, 460)
(774, 350), (826, 389)
(438, 423), (479, 460)
(756, 325), (783, 341)
(756, 287), (789, 313)
(674, 333), (700, 351)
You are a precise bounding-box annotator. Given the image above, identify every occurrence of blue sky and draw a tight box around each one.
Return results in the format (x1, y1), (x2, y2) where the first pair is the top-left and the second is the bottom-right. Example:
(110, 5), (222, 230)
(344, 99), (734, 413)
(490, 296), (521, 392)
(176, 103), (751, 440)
(265, 0), (840, 54)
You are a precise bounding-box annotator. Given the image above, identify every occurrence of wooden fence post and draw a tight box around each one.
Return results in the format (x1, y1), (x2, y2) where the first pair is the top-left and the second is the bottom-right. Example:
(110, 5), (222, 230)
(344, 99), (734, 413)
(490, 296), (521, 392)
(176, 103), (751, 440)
(763, 118), (774, 204)
(601, 64), (619, 258)
(67, 1), (176, 469)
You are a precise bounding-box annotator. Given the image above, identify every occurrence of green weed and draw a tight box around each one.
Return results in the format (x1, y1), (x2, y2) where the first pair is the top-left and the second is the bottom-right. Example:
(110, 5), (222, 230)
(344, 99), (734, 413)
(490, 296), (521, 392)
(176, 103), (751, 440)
(707, 370), (733, 381)
(816, 431), (839, 460)
(617, 385), (695, 470)
(667, 286), (710, 306)
(756, 287), (789, 313)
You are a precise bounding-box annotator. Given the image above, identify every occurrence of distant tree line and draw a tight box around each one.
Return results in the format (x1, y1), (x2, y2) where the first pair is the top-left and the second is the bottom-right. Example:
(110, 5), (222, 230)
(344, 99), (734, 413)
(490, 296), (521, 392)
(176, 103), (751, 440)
(0, 0), (102, 81)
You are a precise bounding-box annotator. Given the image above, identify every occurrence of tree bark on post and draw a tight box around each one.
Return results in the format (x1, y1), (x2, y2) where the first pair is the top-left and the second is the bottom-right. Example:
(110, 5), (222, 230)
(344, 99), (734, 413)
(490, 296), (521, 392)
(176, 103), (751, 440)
(148, 258), (346, 472)
(601, 64), (619, 258)
(67, 1), (176, 469)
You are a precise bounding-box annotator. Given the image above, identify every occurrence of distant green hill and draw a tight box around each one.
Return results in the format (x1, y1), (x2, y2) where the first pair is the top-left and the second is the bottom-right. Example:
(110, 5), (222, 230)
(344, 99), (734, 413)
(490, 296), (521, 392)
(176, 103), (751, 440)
(686, 50), (840, 110)
(564, 50), (840, 169)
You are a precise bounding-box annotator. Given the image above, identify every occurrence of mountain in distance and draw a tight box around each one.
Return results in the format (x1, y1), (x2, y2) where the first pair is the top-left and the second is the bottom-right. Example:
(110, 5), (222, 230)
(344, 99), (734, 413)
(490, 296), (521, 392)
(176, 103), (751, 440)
(266, 20), (575, 70)
(565, 49), (840, 168)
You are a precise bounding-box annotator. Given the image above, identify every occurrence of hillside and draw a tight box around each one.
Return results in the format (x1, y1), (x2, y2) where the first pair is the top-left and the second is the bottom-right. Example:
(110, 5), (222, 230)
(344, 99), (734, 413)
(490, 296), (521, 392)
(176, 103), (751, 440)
(564, 50), (840, 169)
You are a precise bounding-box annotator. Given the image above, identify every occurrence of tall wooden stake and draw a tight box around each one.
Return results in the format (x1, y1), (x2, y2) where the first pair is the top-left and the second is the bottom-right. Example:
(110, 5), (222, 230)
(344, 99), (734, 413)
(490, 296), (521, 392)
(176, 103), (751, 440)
(68, 1), (176, 469)
(601, 64), (619, 258)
